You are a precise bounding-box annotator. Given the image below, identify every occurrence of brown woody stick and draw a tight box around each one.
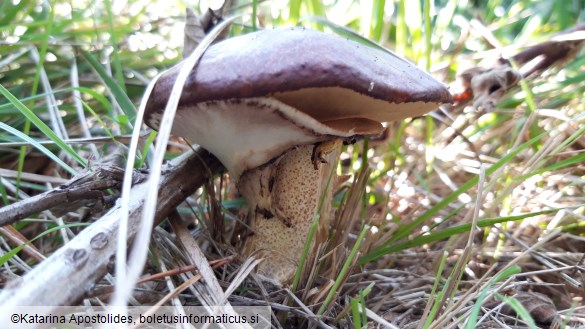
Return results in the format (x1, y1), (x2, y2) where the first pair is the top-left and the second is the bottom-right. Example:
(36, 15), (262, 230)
(0, 148), (222, 308)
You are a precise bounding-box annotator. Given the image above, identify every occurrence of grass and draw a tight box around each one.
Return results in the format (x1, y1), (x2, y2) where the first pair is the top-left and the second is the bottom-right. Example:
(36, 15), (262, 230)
(0, 0), (584, 328)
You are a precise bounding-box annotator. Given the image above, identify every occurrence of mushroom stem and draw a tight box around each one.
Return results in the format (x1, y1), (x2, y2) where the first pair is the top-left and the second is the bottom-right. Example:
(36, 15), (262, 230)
(239, 140), (343, 283)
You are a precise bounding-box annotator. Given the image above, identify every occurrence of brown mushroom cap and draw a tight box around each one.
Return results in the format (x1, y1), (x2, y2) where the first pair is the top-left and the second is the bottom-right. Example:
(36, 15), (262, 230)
(145, 27), (453, 178)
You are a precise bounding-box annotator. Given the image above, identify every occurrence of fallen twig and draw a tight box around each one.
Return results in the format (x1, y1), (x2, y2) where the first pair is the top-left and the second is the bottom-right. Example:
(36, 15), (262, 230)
(0, 148), (142, 225)
(0, 148), (222, 310)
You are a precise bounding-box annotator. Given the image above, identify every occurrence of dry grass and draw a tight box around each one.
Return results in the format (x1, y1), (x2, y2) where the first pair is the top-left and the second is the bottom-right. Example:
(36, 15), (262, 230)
(0, 1), (584, 328)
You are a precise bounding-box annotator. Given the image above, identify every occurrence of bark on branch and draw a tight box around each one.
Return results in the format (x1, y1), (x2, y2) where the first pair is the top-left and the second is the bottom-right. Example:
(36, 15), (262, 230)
(0, 148), (222, 309)
(0, 164), (140, 226)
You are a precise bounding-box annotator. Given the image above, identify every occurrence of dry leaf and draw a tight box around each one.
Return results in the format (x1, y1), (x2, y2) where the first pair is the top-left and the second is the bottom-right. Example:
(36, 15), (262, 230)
(183, 1), (233, 58)
(500, 291), (561, 328)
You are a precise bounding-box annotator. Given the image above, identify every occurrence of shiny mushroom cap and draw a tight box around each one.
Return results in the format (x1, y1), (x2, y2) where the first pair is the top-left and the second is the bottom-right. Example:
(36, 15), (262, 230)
(145, 27), (453, 179)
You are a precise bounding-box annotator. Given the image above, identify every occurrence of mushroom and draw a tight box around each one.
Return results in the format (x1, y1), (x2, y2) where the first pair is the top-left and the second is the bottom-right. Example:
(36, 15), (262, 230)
(145, 27), (453, 284)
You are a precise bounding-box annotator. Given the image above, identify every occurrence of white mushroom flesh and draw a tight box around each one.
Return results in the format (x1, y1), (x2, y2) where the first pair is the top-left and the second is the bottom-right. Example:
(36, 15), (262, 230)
(165, 97), (383, 180)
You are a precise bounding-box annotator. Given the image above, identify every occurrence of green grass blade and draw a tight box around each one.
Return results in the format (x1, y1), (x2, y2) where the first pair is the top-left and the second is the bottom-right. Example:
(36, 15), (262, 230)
(251, 0), (258, 31)
(464, 265), (522, 328)
(0, 87), (112, 115)
(81, 49), (136, 125)
(0, 122), (77, 175)
(0, 178), (9, 205)
(350, 297), (362, 329)
(0, 223), (89, 266)
(495, 293), (538, 329)
(317, 224), (370, 316)
(289, 0), (301, 25)
(0, 0), (31, 26)
(0, 84), (86, 170)
(421, 250), (448, 329)
(396, 0), (407, 56)
(423, 0), (431, 70)
(514, 151), (585, 182)
(360, 208), (558, 264)
(370, 0), (386, 41)
(103, 0), (126, 93)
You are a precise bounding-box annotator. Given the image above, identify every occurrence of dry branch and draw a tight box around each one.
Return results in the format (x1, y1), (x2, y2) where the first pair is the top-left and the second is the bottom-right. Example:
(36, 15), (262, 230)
(0, 148), (222, 308)
(0, 165), (127, 226)
(455, 23), (585, 111)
